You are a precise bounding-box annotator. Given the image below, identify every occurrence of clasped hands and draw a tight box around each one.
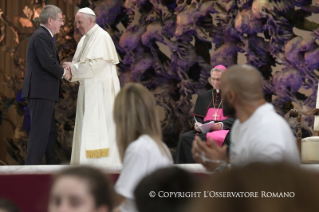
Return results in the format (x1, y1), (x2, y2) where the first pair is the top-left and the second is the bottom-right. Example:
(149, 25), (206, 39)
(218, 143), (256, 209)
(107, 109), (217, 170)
(62, 62), (73, 81)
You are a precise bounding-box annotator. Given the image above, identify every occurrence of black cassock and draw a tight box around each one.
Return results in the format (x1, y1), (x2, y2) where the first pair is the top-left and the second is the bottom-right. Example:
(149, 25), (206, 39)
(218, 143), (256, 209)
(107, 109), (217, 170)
(176, 89), (235, 164)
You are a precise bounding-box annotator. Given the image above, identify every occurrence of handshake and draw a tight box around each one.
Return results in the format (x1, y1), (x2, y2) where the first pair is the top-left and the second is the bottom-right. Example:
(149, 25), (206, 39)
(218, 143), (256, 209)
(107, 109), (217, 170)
(63, 62), (73, 81)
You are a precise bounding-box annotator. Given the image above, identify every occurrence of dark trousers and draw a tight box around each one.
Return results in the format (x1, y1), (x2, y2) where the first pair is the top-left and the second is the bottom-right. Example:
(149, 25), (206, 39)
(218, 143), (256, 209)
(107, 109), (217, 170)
(25, 98), (57, 165)
(176, 130), (231, 164)
(176, 130), (206, 164)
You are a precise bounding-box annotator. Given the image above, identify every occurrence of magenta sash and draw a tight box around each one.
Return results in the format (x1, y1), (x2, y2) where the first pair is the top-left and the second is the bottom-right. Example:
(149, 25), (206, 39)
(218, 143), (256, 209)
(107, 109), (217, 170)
(203, 108), (229, 146)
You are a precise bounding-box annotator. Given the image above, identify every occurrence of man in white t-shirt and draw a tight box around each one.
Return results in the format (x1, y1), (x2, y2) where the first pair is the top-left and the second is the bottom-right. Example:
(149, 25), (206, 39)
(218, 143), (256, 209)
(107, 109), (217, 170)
(192, 64), (300, 170)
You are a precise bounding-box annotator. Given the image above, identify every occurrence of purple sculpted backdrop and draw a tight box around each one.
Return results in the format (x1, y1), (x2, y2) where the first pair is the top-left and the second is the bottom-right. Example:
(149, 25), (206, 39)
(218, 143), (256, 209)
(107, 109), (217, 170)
(1, 0), (319, 164)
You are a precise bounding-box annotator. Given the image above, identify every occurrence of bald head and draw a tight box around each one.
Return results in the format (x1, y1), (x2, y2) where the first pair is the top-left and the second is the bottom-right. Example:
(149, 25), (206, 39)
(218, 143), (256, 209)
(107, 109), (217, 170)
(221, 64), (264, 102)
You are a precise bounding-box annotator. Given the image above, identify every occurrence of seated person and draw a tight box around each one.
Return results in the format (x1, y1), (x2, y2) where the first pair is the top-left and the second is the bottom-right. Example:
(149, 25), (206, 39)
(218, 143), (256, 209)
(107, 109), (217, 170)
(192, 64), (300, 172)
(48, 166), (114, 212)
(188, 162), (319, 212)
(176, 65), (235, 164)
(113, 83), (173, 212)
(134, 167), (198, 212)
(0, 199), (20, 212)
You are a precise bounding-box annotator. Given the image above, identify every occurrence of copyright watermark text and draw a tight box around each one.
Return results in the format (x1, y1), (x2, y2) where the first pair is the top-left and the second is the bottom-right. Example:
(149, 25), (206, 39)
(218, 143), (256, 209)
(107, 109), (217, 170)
(148, 191), (295, 198)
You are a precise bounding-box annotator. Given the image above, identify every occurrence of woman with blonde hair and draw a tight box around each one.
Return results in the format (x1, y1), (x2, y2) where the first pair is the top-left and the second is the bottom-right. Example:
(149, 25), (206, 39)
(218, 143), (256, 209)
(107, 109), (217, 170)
(114, 83), (173, 212)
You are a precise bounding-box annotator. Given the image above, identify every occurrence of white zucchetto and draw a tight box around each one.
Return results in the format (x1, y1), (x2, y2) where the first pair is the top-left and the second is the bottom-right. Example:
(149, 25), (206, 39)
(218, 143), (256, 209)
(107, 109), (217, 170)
(78, 7), (96, 16)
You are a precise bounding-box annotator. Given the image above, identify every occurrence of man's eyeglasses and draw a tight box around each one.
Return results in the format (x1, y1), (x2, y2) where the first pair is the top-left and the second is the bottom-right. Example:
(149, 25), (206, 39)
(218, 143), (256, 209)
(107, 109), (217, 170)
(53, 18), (64, 23)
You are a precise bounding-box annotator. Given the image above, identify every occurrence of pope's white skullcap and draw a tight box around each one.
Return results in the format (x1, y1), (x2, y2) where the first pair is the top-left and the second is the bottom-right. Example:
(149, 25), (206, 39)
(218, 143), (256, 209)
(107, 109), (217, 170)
(78, 7), (96, 16)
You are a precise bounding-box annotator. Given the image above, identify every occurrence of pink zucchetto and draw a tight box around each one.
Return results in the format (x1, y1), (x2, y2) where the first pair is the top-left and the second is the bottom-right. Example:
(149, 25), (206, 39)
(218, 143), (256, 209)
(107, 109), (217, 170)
(213, 65), (226, 71)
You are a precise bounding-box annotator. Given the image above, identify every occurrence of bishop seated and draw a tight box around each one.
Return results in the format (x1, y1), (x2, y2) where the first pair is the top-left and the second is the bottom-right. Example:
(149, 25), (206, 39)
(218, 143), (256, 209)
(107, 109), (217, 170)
(176, 65), (235, 164)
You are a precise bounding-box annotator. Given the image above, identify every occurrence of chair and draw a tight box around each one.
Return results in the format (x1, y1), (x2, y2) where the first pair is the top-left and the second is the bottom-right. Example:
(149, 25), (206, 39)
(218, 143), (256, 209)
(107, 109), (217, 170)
(289, 109), (319, 163)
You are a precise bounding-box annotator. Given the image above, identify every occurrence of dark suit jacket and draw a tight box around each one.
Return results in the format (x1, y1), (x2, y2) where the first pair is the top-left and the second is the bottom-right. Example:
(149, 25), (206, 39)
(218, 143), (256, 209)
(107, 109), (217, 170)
(22, 26), (64, 101)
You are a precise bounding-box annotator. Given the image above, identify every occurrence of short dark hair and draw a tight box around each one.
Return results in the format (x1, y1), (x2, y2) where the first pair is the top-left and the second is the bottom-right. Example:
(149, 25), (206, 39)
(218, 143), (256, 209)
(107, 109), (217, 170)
(52, 166), (114, 210)
(0, 199), (20, 212)
(134, 167), (197, 212)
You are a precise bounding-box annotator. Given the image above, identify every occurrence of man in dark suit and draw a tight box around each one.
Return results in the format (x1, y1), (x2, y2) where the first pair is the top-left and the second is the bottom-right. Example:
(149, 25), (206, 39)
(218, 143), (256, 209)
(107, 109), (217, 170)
(22, 5), (71, 165)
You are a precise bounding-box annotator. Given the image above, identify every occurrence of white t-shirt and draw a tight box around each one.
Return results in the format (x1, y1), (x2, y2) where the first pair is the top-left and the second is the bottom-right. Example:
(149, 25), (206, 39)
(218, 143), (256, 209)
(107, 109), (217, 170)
(115, 134), (173, 212)
(230, 103), (300, 167)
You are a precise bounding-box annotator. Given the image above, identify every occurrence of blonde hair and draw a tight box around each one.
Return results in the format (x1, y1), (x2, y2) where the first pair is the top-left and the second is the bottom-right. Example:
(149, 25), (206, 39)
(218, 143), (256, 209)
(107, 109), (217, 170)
(113, 83), (171, 162)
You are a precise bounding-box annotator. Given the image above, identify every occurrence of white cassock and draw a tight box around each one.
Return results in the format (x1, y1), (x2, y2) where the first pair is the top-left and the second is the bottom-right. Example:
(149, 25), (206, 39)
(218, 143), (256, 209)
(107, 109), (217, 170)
(70, 24), (121, 165)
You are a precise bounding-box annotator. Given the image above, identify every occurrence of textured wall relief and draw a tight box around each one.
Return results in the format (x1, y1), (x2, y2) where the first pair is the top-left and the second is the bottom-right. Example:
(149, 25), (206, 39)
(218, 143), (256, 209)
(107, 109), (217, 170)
(1, 0), (319, 164)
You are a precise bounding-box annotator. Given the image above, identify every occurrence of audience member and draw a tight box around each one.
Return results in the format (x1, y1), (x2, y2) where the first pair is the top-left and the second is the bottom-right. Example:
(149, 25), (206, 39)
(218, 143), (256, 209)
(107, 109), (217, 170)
(188, 162), (319, 212)
(192, 64), (300, 171)
(113, 83), (173, 212)
(134, 167), (198, 212)
(48, 166), (114, 212)
(0, 199), (20, 212)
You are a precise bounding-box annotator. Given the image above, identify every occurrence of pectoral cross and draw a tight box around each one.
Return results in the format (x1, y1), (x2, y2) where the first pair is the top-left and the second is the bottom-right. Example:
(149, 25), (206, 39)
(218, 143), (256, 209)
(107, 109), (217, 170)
(213, 111), (219, 121)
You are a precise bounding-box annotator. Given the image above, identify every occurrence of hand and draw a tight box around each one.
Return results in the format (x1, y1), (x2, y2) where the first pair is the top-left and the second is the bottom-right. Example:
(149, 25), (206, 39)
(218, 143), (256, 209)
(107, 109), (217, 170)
(62, 62), (72, 81)
(210, 123), (222, 131)
(194, 123), (202, 132)
(63, 68), (72, 81)
(191, 136), (228, 172)
(63, 65), (71, 72)
(63, 61), (73, 68)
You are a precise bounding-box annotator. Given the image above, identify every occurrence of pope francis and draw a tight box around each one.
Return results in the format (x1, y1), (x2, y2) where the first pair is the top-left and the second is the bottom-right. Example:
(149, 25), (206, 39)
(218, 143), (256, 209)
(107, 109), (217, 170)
(64, 7), (121, 165)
